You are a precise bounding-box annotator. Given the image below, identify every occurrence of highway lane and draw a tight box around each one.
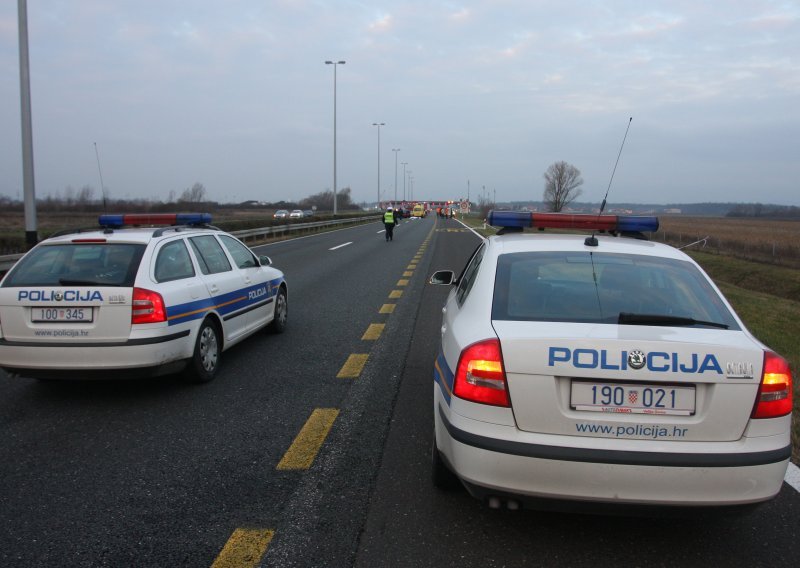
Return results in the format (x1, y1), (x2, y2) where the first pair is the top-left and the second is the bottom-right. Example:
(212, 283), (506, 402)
(0, 215), (439, 566)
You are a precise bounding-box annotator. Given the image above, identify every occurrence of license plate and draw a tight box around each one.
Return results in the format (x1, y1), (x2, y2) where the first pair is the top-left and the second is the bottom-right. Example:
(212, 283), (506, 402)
(32, 307), (94, 323)
(571, 380), (695, 416)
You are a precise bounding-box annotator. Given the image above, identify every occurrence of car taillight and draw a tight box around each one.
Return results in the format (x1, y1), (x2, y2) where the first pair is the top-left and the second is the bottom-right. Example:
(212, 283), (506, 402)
(131, 287), (167, 324)
(453, 339), (510, 407)
(752, 351), (793, 419)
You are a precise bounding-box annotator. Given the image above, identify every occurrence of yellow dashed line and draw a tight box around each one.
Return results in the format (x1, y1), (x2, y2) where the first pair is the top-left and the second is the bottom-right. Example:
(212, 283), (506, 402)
(407, 264), (417, 270)
(276, 408), (340, 470)
(380, 304), (396, 314)
(362, 323), (385, 340)
(403, 271), (413, 277)
(396, 279), (409, 286)
(336, 353), (369, 378)
(212, 528), (275, 568)
(389, 290), (403, 299)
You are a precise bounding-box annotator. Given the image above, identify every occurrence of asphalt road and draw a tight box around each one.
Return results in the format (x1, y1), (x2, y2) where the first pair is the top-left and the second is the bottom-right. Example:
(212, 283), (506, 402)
(1, 214), (798, 567)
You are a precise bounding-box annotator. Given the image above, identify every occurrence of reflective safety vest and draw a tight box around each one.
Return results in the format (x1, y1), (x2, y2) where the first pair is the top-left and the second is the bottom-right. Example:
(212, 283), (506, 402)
(384, 211), (395, 223)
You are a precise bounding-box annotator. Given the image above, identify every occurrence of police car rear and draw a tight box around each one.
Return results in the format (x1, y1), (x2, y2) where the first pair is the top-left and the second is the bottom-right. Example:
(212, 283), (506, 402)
(431, 212), (792, 511)
(0, 213), (287, 382)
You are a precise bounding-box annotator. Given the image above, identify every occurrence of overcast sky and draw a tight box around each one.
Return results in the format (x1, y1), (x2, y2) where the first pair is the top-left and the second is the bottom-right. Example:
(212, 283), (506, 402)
(1, 1), (798, 207)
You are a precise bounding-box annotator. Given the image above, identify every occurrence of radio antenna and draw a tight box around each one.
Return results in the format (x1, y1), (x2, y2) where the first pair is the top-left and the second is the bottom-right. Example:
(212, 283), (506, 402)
(585, 116), (632, 247)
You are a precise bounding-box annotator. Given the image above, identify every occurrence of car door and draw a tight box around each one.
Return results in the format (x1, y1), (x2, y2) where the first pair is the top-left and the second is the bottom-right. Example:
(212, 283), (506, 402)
(218, 234), (273, 332)
(187, 234), (250, 342)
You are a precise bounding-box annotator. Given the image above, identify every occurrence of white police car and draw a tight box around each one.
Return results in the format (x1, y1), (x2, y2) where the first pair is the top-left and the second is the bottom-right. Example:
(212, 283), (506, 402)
(430, 211), (792, 512)
(0, 213), (288, 383)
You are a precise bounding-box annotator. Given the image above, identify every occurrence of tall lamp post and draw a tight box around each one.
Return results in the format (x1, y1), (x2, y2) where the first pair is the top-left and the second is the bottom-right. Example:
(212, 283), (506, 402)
(392, 148), (400, 202)
(325, 60), (345, 216)
(372, 122), (385, 207)
(401, 162), (408, 202)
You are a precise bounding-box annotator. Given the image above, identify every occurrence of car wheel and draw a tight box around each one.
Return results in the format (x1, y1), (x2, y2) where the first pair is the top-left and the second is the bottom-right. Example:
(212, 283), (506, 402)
(432, 437), (460, 490)
(268, 287), (287, 334)
(187, 319), (221, 383)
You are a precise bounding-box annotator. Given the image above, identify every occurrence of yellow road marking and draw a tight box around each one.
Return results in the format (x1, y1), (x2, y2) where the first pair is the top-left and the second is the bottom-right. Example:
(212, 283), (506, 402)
(407, 264), (417, 270)
(380, 303), (396, 314)
(211, 528), (274, 568)
(403, 271), (413, 277)
(336, 353), (369, 378)
(362, 323), (385, 340)
(389, 290), (403, 299)
(396, 279), (409, 286)
(276, 408), (340, 470)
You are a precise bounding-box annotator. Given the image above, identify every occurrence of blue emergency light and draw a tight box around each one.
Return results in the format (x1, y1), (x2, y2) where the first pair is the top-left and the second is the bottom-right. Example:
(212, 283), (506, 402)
(486, 211), (659, 233)
(98, 213), (212, 228)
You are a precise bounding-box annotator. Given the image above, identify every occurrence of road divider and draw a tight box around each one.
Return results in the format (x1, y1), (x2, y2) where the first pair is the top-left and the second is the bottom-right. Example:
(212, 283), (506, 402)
(211, 528), (274, 568)
(276, 409), (340, 470)
(337, 354), (369, 378)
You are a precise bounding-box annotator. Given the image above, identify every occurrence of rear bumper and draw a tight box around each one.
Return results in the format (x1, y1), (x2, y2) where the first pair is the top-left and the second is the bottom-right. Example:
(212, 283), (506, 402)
(435, 402), (791, 508)
(0, 329), (193, 379)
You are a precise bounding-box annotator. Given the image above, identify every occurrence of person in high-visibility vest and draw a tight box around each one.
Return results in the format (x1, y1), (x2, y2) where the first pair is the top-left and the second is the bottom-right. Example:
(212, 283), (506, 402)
(383, 206), (396, 241)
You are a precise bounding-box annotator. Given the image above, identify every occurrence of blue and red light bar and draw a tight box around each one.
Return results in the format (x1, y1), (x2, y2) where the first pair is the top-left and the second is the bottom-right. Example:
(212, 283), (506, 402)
(98, 213), (212, 228)
(487, 211), (659, 233)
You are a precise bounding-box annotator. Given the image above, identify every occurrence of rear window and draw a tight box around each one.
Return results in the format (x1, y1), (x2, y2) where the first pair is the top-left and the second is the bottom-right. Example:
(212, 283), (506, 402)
(491, 251), (740, 330)
(2, 243), (145, 287)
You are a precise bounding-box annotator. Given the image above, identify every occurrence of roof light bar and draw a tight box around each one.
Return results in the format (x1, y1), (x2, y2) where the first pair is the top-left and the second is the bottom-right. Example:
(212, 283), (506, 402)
(98, 213), (212, 228)
(487, 211), (658, 233)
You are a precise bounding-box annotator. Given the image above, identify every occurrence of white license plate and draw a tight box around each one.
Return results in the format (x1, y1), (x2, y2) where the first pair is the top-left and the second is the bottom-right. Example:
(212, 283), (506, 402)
(32, 307), (94, 323)
(571, 380), (695, 416)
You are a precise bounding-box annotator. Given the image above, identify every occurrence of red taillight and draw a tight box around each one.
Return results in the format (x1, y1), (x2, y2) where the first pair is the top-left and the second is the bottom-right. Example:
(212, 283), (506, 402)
(131, 287), (167, 324)
(453, 339), (510, 407)
(752, 351), (793, 419)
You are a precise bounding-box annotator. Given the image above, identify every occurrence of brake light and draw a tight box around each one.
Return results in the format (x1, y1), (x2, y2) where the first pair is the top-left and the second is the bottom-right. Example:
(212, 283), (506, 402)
(453, 339), (510, 407)
(132, 287), (167, 324)
(752, 351), (793, 419)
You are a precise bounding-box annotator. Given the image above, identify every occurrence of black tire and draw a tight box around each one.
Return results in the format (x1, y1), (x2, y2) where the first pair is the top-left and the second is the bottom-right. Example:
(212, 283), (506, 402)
(267, 287), (287, 334)
(432, 437), (460, 490)
(186, 319), (221, 383)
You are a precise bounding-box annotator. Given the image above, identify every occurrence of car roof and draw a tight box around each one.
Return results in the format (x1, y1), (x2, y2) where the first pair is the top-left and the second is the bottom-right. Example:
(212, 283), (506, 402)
(486, 233), (691, 262)
(38, 225), (220, 246)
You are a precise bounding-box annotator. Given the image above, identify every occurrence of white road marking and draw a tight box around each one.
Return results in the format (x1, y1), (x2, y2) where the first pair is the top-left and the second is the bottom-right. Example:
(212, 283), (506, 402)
(785, 462), (800, 493)
(329, 242), (353, 250)
(377, 229), (386, 234)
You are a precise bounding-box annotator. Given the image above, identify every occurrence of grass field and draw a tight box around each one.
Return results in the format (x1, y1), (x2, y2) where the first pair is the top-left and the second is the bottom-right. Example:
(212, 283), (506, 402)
(465, 214), (800, 463)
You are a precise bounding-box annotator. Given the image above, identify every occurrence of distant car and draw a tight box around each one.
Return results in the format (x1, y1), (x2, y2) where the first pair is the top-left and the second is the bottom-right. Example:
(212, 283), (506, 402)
(429, 210), (792, 512)
(0, 213), (288, 383)
(303, 210), (314, 218)
(412, 204), (426, 218)
(273, 210), (289, 219)
(289, 210), (304, 219)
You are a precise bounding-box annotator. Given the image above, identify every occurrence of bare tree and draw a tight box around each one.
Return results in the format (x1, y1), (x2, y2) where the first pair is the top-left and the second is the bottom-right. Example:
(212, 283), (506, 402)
(179, 182), (207, 203)
(543, 161), (583, 212)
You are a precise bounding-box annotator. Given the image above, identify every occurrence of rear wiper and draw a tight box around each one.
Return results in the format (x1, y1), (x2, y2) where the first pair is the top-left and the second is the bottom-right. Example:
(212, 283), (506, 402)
(618, 312), (729, 329)
(58, 278), (106, 286)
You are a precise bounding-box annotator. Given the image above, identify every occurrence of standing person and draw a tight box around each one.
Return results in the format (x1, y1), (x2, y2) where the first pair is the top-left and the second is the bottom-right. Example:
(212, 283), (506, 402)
(384, 206), (396, 241)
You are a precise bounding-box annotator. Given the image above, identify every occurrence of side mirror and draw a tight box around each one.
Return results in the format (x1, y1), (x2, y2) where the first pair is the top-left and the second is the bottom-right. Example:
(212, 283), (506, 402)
(429, 270), (455, 286)
(259, 255), (272, 267)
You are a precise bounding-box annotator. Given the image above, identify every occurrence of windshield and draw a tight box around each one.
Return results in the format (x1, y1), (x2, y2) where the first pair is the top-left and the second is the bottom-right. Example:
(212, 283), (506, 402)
(2, 243), (146, 287)
(491, 251), (740, 330)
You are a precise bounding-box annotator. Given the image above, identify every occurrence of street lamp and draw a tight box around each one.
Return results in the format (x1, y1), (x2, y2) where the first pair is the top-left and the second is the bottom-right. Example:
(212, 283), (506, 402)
(392, 148), (400, 202)
(325, 60), (345, 216)
(401, 162), (408, 202)
(372, 122), (385, 207)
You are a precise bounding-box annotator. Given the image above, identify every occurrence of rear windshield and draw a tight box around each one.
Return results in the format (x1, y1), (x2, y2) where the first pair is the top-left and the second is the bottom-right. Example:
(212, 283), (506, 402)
(491, 251), (740, 330)
(2, 243), (146, 287)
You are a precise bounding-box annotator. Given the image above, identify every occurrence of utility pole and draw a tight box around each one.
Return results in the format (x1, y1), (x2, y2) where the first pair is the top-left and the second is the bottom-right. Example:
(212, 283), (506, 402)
(18, 0), (37, 248)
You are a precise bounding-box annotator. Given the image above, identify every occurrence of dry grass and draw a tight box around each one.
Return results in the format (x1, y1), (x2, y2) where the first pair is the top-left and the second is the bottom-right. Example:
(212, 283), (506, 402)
(656, 216), (800, 267)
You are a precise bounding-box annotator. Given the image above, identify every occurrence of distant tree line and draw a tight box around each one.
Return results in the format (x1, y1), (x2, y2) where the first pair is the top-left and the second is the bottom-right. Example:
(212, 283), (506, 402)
(726, 203), (800, 219)
(0, 183), (362, 213)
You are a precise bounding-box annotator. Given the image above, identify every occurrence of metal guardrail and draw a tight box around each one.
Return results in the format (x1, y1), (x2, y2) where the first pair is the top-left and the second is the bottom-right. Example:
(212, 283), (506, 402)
(0, 215), (382, 275)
